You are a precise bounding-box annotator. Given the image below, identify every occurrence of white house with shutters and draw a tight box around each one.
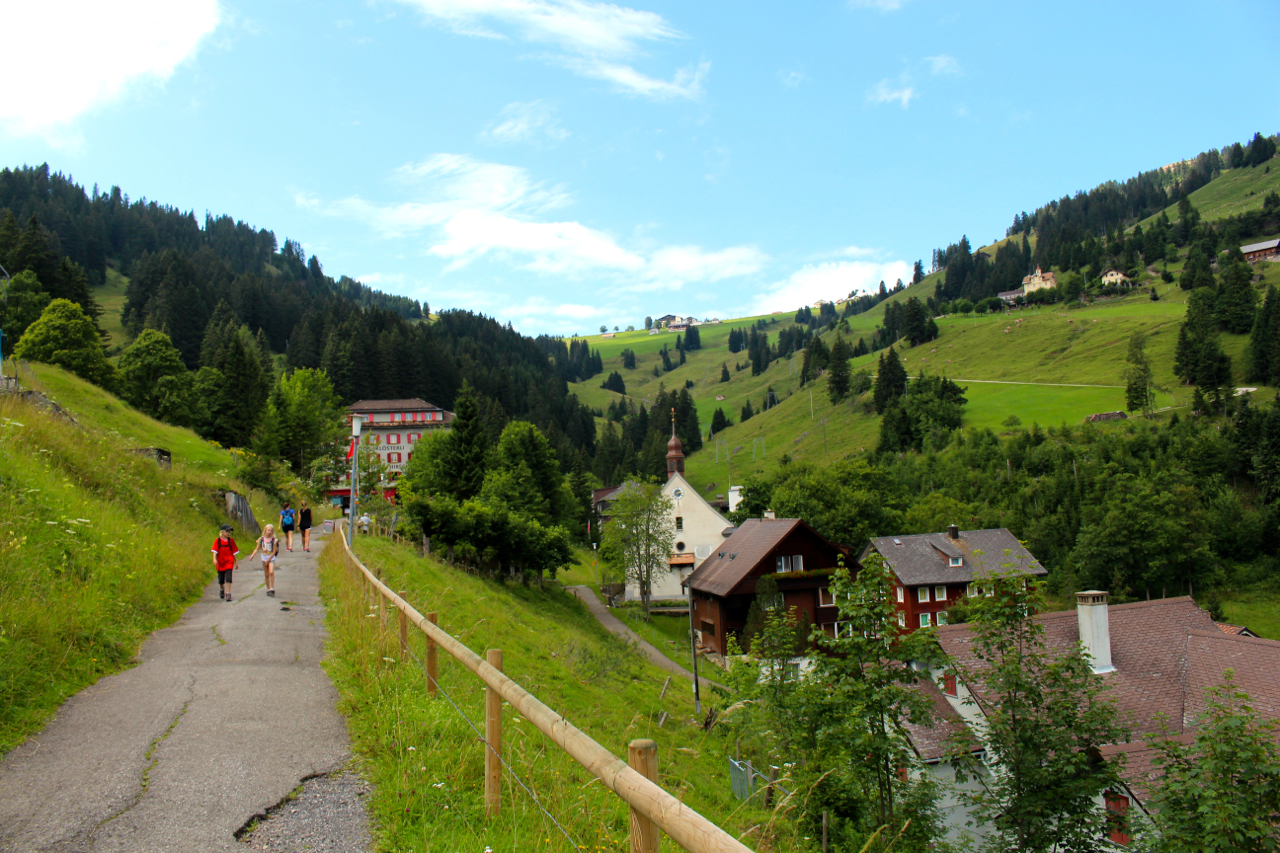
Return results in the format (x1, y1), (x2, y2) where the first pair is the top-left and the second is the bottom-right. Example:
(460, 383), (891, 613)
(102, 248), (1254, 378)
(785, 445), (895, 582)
(327, 398), (454, 508)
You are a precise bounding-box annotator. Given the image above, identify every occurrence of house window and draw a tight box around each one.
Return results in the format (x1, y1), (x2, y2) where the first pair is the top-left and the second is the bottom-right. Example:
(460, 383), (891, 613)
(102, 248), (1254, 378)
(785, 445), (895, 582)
(832, 621), (852, 638)
(1104, 791), (1131, 845)
(793, 555), (803, 572)
(387, 452), (402, 463)
(919, 613), (932, 628)
(948, 556), (962, 567)
(897, 612), (905, 627)
(819, 587), (836, 607)
(917, 587), (930, 603)
(675, 516), (683, 531)
(936, 610), (948, 626)
(942, 673), (957, 696)
(934, 585), (947, 602)
(776, 555), (789, 573)
(387, 433), (400, 445)
(896, 586), (904, 603)
(967, 584), (976, 598)
(408, 432), (421, 443)
(700, 620), (716, 637)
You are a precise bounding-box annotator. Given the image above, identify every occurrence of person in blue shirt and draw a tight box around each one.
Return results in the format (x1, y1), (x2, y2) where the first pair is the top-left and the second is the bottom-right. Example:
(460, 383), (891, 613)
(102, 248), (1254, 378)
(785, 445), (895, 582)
(280, 501), (296, 552)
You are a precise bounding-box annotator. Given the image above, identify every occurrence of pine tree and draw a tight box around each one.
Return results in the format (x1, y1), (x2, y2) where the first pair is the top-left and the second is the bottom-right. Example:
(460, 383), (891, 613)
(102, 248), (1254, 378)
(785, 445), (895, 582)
(719, 362), (730, 382)
(741, 399), (755, 422)
(1247, 286), (1276, 382)
(710, 407), (730, 433)
(872, 346), (907, 414)
(444, 381), (491, 500)
(827, 335), (853, 402)
(1124, 332), (1155, 417)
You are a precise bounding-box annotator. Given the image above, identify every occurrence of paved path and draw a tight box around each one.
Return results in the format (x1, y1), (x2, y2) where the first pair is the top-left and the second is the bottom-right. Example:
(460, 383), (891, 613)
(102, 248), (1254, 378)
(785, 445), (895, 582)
(0, 533), (369, 853)
(567, 586), (724, 691)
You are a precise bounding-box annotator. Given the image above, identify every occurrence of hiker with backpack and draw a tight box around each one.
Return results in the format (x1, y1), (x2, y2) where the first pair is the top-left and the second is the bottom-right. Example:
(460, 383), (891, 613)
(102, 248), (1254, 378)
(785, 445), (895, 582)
(248, 524), (281, 597)
(280, 501), (296, 552)
(211, 523), (239, 603)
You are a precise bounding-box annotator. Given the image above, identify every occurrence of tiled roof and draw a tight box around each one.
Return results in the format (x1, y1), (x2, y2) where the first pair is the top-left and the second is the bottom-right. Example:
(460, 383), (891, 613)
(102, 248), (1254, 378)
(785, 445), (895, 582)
(686, 518), (805, 597)
(863, 529), (1046, 587)
(934, 597), (1280, 804)
(348, 398), (445, 413)
(903, 679), (982, 762)
(1213, 621), (1256, 636)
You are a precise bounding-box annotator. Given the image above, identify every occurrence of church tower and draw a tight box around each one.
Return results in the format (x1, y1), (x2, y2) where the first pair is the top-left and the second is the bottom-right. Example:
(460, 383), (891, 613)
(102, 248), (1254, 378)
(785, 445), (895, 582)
(666, 407), (685, 480)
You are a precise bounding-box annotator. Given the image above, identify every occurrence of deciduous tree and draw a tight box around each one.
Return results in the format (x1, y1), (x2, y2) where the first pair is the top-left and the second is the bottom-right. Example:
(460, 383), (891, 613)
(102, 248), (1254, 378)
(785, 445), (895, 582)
(600, 480), (674, 620)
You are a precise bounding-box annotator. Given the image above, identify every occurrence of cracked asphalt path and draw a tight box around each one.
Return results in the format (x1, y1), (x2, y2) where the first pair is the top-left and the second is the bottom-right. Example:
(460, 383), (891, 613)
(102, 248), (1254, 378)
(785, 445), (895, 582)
(0, 532), (369, 853)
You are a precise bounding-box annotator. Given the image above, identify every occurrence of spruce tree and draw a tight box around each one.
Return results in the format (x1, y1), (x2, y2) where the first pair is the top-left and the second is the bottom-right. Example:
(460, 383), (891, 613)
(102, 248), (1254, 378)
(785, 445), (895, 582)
(445, 381), (491, 500)
(719, 362), (730, 382)
(1247, 286), (1276, 382)
(827, 335), (853, 402)
(873, 346), (907, 413)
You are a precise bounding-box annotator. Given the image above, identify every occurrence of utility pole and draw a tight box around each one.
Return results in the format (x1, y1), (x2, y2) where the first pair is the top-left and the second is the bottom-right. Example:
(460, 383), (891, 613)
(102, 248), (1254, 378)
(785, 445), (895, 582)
(347, 415), (363, 547)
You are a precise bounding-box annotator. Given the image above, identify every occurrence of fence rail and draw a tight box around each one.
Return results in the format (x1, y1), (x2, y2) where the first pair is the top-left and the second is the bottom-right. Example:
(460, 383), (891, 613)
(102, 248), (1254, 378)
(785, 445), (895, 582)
(336, 522), (754, 853)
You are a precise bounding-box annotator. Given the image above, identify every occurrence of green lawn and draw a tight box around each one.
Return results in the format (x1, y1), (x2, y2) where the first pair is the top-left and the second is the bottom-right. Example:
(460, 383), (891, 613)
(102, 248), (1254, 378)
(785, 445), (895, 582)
(1221, 592), (1280, 641)
(614, 605), (696, 670)
(95, 267), (131, 355)
(1137, 162), (1280, 228)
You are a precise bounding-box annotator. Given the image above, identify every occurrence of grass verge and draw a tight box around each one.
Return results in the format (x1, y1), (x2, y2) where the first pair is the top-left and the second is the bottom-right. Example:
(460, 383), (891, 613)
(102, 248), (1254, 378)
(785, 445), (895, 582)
(318, 535), (797, 852)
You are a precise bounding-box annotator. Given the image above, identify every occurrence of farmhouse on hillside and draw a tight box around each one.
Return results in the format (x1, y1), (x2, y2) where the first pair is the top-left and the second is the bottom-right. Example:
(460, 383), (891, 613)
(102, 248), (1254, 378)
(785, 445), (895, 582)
(1021, 266), (1058, 294)
(329, 398), (454, 510)
(1241, 237), (1280, 263)
(911, 593), (1280, 844)
(859, 526), (1048, 631)
(684, 518), (849, 656)
(1101, 269), (1132, 287)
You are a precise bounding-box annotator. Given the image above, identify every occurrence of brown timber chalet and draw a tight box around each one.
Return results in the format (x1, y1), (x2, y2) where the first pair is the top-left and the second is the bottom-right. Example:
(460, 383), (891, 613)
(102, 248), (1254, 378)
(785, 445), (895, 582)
(860, 525), (1047, 632)
(684, 518), (848, 655)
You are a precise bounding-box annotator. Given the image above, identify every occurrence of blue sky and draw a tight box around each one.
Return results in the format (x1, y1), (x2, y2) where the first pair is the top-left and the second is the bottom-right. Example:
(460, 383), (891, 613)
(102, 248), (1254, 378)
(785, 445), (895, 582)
(2, 1), (1276, 335)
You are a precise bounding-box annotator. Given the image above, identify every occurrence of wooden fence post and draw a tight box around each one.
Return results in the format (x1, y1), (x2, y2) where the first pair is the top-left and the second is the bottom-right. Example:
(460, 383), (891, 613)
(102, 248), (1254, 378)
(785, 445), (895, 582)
(485, 649), (503, 818)
(627, 739), (660, 853)
(398, 591), (409, 655)
(764, 765), (778, 809)
(425, 612), (439, 697)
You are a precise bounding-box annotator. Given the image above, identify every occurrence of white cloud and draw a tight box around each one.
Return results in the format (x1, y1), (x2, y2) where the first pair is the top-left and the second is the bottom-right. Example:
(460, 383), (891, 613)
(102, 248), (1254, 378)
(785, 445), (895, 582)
(778, 69), (806, 88)
(751, 259), (913, 315)
(393, 0), (706, 100)
(833, 245), (880, 259)
(481, 100), (570, 144)
(925, 54), (961, 75)
(868, 78), (915, 108)
(0, 0), (221, 139)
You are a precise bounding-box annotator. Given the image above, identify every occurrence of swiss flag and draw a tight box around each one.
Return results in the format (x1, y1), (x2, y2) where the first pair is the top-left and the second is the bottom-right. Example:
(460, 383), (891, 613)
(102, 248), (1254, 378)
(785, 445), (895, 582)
(346, 438), (356, 460)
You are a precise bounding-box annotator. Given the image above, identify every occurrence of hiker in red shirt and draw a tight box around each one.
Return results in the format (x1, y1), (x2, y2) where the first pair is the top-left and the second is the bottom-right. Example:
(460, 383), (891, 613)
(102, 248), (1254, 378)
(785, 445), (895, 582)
(212, 524), (240, 602)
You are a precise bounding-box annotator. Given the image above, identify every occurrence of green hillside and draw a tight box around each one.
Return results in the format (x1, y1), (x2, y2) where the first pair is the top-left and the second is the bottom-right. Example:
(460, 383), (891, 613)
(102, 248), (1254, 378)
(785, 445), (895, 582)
(0, 363), (275, 751)
(1139, 160), (1280, 227)
(569, 164), (1280, 499)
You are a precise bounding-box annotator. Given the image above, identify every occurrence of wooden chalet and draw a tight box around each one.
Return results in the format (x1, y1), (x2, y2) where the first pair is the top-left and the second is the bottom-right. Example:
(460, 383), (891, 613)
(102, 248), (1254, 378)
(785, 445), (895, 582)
(860, 525), (1047, 632)
(684, 518), (848, 655)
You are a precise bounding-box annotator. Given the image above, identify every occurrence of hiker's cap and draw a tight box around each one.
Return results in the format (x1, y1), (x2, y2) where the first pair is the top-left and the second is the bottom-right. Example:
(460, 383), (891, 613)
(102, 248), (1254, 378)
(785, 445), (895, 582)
(220, 523), (233, 531)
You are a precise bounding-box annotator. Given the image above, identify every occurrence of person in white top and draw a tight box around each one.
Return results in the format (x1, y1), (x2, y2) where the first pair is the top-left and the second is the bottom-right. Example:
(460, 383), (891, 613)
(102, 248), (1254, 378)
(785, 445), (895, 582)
(247, 524), (280, 597)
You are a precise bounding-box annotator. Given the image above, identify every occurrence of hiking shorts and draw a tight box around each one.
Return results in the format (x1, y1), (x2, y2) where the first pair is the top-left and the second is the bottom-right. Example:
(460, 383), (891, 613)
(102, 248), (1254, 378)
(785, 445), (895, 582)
(217, 568), (233, 584)
(281, 523), (295, 532)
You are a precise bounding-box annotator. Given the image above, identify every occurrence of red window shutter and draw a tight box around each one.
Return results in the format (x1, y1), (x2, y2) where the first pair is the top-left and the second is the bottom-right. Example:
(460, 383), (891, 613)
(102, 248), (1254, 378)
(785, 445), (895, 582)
(943, 673), (957, 696)
(1104, 792), (1131, 845)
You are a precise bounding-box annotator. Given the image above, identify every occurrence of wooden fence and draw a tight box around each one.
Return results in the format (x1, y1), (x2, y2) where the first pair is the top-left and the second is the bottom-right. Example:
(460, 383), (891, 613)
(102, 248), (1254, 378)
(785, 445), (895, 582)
(336, 523), (754, 853)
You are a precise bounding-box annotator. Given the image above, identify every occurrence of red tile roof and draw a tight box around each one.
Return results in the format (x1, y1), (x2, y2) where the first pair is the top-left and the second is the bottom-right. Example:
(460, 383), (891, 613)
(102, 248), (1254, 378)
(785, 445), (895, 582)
(348, 398), (446, 413)
(934, 597), (1280, 805)
(904, 679), (982, 762)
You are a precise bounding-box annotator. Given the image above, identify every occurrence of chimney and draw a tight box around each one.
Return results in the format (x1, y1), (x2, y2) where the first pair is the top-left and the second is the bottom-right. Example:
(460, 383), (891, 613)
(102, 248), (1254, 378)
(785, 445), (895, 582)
(763, 510), (776, 519)
(1075, 591), (1115, 674)
(947, 524), (959, 540)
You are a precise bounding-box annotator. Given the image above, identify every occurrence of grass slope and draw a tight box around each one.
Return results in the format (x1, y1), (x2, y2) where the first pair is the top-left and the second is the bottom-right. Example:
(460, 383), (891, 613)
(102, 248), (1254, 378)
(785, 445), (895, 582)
(1139, 161), (1280, 228)
(320, 536), (790, 852)
(96, 267), (131, 355)
(0, 363), (274, 752)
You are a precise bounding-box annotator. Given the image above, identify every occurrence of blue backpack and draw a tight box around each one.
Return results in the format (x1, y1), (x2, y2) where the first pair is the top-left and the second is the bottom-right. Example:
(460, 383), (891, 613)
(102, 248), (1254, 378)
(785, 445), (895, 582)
(282, 508), (295, 525)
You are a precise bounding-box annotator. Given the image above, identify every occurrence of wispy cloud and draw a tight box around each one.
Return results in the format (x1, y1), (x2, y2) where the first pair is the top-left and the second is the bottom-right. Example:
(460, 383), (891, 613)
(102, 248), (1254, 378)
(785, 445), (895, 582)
(925, 54), (961, 75)
(868, 78), (915, 108)
(778, 69), (805, 88)
(393, 0), (707, 100)
(306, 154), (762, 288)
(0, 0), (221, 141)
(480, 100), (570, 144)
(750, 259), (912, 315)
(848, 0), (908, 10)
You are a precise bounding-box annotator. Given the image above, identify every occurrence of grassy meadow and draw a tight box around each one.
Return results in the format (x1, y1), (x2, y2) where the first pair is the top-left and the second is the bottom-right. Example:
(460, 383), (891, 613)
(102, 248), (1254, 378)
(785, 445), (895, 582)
(320, 535), (795, 853)
(0, 364), (276, 752)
